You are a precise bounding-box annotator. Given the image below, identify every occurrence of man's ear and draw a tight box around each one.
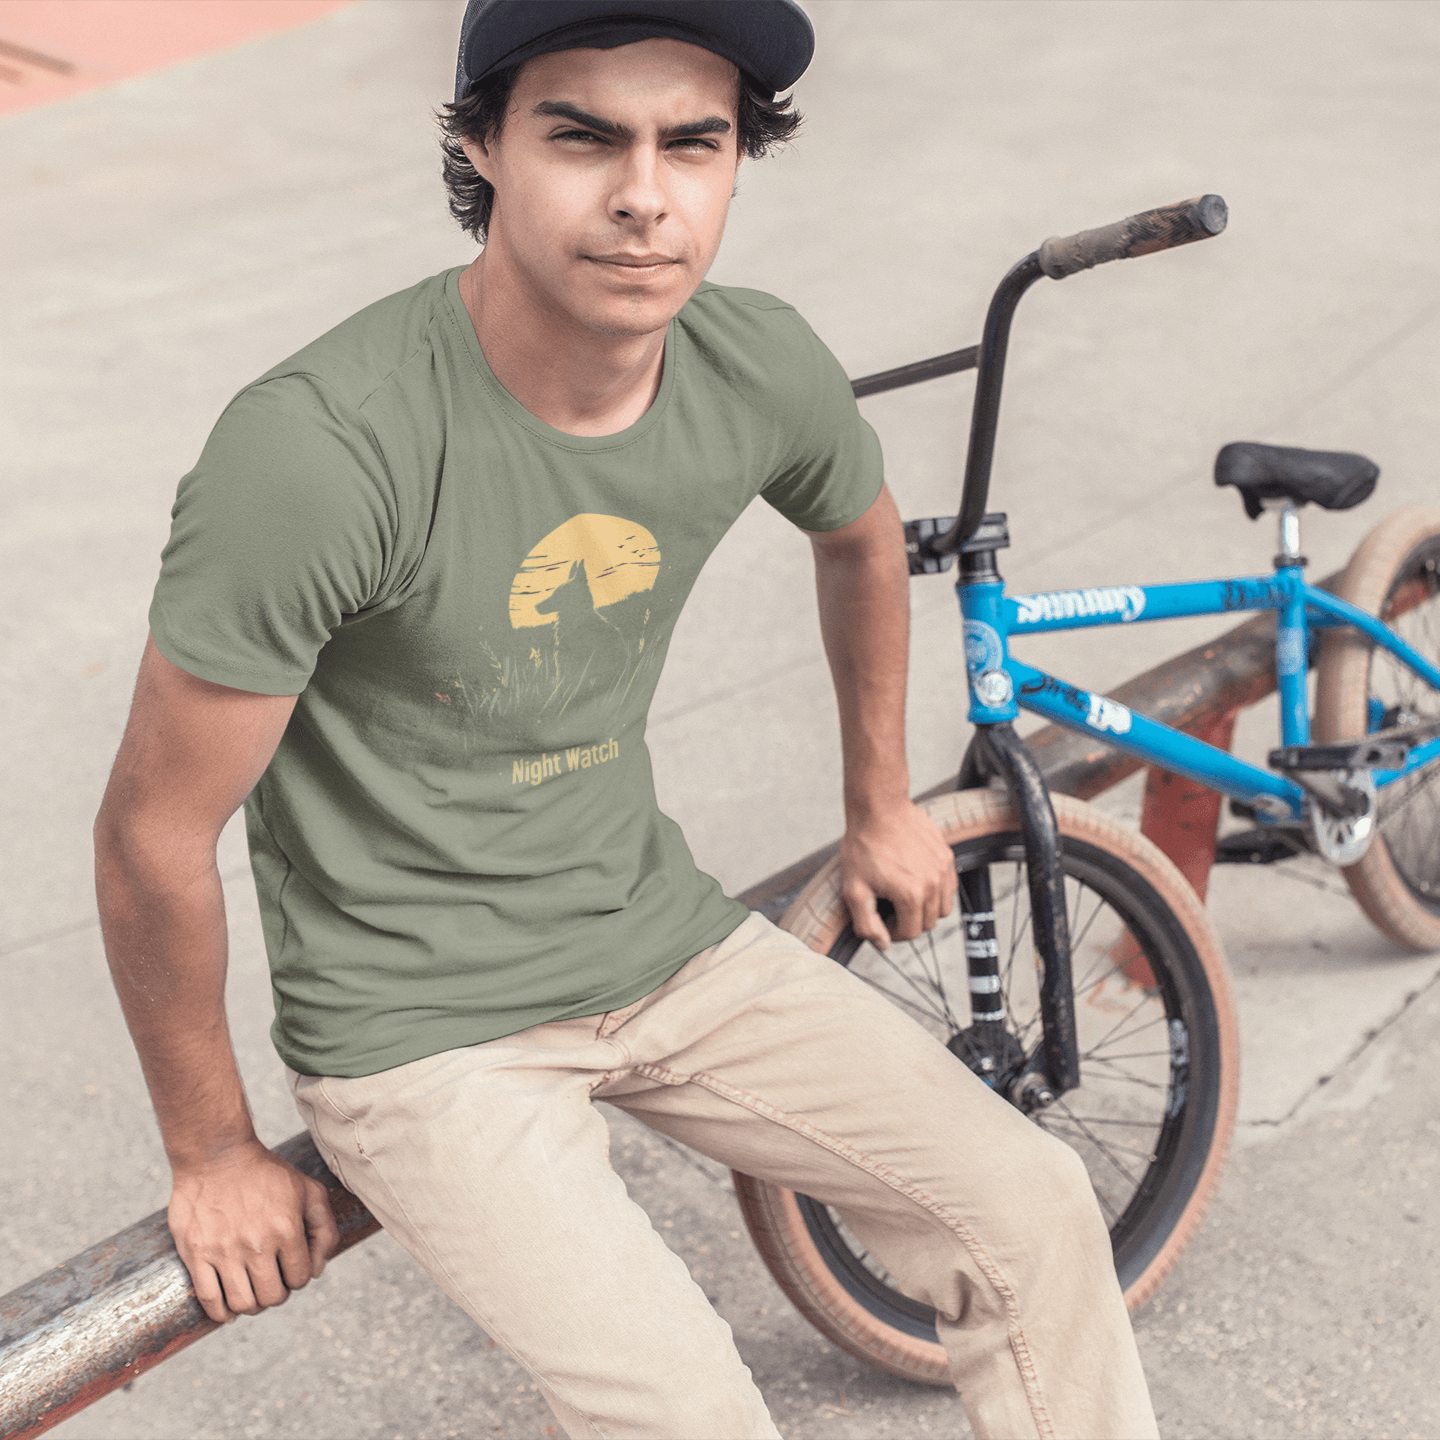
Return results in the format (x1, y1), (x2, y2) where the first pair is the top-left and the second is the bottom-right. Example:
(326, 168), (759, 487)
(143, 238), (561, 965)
(460, 134), (495, 185)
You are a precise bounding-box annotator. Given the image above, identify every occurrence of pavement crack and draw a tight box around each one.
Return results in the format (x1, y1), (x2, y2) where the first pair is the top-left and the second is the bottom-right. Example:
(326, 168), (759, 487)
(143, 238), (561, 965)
(1262, 862), (1354, 900)
(1241, 963), (1440, 1131)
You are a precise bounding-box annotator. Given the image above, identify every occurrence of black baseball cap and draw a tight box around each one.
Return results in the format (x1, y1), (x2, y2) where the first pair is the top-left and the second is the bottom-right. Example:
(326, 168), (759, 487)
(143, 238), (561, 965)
(454, 0), (815, 102)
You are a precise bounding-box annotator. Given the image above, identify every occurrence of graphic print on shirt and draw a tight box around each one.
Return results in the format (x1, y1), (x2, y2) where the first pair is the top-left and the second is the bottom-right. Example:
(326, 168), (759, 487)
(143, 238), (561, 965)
(429, 512), (667, 750)
(508, 513), (662, 712)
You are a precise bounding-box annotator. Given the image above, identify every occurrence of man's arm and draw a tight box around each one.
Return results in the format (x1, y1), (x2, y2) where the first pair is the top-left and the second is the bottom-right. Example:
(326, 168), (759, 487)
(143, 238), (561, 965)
(806, 483), (957, 949)
(94, 635), (339, 1323)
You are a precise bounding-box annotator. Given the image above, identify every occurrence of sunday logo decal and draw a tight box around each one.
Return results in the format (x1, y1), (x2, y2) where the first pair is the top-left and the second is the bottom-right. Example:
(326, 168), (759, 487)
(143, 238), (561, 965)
(1014, 585), (1147, 625)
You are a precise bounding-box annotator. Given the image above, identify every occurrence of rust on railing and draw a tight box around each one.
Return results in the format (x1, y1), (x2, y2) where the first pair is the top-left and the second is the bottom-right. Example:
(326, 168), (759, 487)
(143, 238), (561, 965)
(0, 1134), (378, 1440)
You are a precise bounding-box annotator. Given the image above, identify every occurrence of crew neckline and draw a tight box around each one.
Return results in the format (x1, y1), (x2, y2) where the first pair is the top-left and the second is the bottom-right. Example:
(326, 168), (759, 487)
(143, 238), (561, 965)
(444, 267), (676, 452)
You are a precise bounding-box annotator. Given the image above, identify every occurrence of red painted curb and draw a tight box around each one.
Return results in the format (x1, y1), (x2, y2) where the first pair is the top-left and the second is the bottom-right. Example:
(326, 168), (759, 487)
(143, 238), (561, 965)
(0, 0), (356, 117)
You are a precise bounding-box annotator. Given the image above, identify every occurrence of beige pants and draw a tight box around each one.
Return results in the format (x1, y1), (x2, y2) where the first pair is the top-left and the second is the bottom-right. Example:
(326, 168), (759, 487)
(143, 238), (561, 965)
(289, 912), (1158, 1440)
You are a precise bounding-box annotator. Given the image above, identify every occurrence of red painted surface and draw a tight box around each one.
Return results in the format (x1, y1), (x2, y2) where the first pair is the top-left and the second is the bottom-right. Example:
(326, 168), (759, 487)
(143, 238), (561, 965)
(0, 0), (354, 117)
(1139, 710), (1238, 903)
(4, 1171), (383, 1440)
(16, 1323), (218, 1440)
(1108, 710), (1237, 991)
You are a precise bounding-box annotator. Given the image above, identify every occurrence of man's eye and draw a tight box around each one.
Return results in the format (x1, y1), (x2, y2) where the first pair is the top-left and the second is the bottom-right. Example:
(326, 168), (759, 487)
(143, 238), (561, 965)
(556, 129), (606, 145)
(669, 138), (717, 153)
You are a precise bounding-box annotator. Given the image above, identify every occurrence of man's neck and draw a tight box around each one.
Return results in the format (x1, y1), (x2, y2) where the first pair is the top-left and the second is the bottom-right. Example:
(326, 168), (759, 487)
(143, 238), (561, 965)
(459, 251), (669, 438)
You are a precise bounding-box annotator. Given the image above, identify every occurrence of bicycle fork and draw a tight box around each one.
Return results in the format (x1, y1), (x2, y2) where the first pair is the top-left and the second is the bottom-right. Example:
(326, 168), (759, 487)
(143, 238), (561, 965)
(949, 519), (1081, 1109)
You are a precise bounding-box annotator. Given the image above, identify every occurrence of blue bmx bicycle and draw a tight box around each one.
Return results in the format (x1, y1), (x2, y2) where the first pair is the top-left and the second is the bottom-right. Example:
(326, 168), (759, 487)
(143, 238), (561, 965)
(733, 197), (1440, 1384)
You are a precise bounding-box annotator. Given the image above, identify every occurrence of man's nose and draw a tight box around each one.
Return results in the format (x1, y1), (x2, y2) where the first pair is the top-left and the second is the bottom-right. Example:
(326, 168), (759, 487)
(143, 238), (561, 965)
(609, 146), (668, 227)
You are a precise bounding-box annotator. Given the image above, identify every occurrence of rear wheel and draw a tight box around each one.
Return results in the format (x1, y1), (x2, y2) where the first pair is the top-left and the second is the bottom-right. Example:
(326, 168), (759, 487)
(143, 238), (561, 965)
(734, 789), (1238, 1385)
(1315, 506), (1440, 951)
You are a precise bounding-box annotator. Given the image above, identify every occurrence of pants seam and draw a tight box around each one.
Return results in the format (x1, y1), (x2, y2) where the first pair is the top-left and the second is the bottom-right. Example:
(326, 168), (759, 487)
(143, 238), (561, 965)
(682, 1067), (1057, 1440)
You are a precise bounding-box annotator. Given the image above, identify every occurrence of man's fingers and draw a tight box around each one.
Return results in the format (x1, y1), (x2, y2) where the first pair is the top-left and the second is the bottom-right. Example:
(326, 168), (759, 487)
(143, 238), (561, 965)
(888, 894), (925, 943)
(303, 1179), (340, 1278)
(245, 1252), (291, 1310)
(937, 879), (956, 919)
(218, 1262), (263, 1317)
(277, 1215), (315, 1294)
(844, 884), (890, 951)
(922, 888), (941, 935)
(189, 1263), (236, 1325)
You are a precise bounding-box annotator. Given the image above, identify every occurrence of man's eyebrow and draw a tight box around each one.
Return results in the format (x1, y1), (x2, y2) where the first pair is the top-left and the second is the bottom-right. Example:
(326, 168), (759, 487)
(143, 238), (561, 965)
(533, 101), (629, 138)
(661, 115), (732, 139)
(532, 101), (732, 142)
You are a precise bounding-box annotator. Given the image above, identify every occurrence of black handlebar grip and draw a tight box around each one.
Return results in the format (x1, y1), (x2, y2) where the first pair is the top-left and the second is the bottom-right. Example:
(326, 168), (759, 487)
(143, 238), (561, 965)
(1038, 194), (1228, 280)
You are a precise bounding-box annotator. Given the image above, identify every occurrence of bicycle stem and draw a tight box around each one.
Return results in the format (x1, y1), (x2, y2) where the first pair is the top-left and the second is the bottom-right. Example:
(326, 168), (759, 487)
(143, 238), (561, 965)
(935, 251), (1045, 556)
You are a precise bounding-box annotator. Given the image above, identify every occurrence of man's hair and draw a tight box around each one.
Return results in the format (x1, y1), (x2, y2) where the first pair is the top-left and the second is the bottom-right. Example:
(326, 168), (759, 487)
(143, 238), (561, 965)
(437, 65), (802, 242)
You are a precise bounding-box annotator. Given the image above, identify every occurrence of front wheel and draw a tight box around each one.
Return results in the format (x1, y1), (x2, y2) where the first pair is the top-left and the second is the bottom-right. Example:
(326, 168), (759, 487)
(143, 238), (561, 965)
(1315, 506), (1440, 951)
(734, 789), (1239, 1386)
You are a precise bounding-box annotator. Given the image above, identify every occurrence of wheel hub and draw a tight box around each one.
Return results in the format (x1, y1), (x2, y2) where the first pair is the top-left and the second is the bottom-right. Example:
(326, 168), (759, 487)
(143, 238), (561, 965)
(947, 1023), (1027, 1092)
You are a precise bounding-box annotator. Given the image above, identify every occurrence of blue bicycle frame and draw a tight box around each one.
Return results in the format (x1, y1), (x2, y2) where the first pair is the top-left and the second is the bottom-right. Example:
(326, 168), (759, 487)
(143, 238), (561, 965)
(959, 565), (1440, 822)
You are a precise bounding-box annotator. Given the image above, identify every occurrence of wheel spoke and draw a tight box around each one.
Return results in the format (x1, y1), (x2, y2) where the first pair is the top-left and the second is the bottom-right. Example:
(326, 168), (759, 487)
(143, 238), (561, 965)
(1045, 1098), (1144, 1186)
(1084, 1048), (1171, 1062)
(918, 929), (962, 1029)
(1070, 885), (1111, 955)
(1082, 993), (1159, 1056)
(1037, 1119), (1155, 1162)
(1084, 1009), (1169, 1057)
(854, 974), (949, 1027)
(1000, 860), (1029, 1030)
(1050, 1114), (1164, 1129)
(1082, 1056), (1168, 1091)
(868, 946), (952, 1024)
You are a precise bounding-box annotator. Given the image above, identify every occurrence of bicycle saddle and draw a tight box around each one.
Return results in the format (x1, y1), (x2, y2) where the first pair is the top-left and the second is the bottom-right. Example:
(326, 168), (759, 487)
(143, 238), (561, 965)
(1214, 441), (1379, 519)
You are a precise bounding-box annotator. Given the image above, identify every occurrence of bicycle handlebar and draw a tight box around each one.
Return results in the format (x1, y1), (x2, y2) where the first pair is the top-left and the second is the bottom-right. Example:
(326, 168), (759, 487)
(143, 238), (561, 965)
(1037, 194), (1228, 280)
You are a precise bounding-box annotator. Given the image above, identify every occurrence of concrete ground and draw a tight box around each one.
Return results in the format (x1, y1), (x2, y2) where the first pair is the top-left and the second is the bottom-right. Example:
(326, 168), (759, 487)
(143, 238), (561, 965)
(3, 1), (1438, 1436)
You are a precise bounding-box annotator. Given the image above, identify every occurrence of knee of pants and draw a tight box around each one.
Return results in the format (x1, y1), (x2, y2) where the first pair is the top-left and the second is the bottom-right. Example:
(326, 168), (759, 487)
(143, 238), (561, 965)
(1021, 1129), (1112, 1254)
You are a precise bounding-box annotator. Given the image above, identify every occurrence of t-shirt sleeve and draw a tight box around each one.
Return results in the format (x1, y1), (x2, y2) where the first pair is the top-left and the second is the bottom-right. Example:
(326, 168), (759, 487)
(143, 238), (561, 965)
(758, 316), (884, 532)
(149, 374), (396, 696)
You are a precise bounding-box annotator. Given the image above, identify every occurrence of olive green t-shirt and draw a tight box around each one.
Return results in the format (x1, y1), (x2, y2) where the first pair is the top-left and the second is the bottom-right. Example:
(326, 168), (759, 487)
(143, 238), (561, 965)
(150, 268), (882, 1078)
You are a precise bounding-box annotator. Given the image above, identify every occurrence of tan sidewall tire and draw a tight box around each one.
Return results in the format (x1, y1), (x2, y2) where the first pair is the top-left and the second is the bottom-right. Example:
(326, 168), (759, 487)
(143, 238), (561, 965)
(1314, 506), (1440, 952)
(733, 789), (1239, 1387)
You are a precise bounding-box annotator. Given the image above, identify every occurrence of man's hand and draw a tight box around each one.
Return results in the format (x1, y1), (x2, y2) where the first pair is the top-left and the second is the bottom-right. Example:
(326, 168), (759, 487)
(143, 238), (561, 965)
(169, 1139), (339, 1323)
(840, 801), (957, 950)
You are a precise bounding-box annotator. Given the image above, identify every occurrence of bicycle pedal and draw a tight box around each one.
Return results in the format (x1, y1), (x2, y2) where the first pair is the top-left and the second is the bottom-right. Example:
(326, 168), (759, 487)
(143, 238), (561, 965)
(1213, 827), (1307, 865)
(1269, 738), (1410, 772)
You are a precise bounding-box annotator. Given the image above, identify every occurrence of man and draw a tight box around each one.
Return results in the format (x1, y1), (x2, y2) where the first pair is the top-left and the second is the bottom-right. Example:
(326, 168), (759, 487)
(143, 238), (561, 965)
(94, 3), (1158, 1436)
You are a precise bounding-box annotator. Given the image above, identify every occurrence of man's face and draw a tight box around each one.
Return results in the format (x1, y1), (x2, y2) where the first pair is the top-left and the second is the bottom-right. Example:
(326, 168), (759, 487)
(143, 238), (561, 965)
(462, 39), (742, 339)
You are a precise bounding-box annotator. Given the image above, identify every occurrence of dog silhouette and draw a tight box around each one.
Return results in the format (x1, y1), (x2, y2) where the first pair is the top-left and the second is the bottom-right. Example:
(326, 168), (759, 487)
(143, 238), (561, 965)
(534, 559), (631, 703)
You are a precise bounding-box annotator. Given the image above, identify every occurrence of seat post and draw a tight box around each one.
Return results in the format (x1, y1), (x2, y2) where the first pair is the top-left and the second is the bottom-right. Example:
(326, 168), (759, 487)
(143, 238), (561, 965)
(1273, 502), (1305, 571)
(1272, 500), (1310, 745)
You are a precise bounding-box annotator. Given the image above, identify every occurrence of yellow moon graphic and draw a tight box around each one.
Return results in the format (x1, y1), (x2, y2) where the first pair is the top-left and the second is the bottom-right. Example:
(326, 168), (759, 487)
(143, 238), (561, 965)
(509, 514), (661, 629)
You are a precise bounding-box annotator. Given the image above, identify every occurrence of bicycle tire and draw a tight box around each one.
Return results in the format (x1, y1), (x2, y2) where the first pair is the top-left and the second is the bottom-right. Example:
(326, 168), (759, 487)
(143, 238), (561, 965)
(733, 788), (1238, 1386)
(1314, 506), (1440, 951)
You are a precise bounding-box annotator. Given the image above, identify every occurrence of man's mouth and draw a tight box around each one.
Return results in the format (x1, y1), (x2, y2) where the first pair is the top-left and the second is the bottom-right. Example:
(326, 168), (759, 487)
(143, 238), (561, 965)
(586, 253), (681, 275)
